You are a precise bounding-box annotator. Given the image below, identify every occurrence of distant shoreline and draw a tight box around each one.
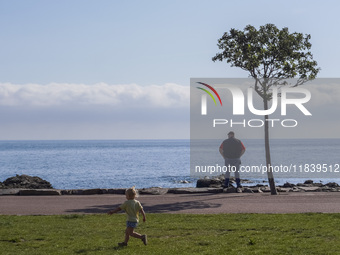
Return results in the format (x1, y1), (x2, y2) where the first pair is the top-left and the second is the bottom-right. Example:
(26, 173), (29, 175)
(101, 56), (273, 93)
(1, 174), (340, 196)
(2, 181), (340, 196)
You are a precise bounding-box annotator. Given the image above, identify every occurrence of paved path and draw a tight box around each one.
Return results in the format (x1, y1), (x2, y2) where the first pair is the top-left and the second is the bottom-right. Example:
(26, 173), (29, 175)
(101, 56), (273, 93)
(1, 192), (340, 215)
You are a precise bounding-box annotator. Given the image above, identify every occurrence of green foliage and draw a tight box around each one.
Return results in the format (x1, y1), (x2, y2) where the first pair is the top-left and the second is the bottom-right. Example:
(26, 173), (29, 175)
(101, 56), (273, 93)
(212, 24), (321, 194)
(1, 213), (340, 254)
(212, 24), (320, 99)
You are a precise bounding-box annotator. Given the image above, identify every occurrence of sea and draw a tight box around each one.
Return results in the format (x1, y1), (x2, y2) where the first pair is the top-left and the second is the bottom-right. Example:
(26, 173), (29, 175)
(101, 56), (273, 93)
(0, 139), (339, 189)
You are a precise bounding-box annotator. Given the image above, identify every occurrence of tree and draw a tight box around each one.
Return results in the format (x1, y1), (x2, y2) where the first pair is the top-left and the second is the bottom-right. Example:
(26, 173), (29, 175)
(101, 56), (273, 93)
(212, 24), (320, 195)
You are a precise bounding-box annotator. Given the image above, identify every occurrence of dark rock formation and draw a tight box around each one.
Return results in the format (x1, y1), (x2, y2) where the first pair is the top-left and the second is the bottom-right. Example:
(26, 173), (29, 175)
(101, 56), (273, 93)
(223, 186), (237, 193)
(195, 177), (340, 193)
(325, 182), (339, 188)
(196, 178), (222, 188)
(2, 175), (53, 189)
(283, 182), (295, 188)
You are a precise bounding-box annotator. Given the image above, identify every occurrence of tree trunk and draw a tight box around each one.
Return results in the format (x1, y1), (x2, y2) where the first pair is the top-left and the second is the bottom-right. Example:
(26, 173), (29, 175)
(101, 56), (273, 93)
(264, 98), (278, 195)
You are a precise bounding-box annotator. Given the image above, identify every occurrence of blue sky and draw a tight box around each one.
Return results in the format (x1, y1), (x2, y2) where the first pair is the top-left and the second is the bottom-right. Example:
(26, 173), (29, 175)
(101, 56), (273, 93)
(1, 0), (340, 139)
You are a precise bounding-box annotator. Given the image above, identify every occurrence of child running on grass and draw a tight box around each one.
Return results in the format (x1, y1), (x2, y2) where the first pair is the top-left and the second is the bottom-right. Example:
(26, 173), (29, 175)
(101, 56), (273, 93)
(108, 186), (147, 247)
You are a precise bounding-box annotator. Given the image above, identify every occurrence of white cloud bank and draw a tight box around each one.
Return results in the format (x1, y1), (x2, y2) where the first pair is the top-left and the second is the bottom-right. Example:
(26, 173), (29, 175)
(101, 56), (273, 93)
(0, 82), (190, 139)
(0, 82), (190, 108)
(0, 81), (339, 139)
(1, 81), (339, 109)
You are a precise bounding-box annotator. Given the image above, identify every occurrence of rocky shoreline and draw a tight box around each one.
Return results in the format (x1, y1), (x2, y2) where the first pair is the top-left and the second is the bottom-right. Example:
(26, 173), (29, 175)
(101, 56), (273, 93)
(0, 175), (54, 189)
(1, 174), (340, 196)
(196, 175), (340, 193)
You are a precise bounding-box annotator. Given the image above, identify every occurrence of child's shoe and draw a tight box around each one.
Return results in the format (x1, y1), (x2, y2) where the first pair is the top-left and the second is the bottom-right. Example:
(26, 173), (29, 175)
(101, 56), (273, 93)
(141, 235), (148, 245)
(118, 242), (127, 247)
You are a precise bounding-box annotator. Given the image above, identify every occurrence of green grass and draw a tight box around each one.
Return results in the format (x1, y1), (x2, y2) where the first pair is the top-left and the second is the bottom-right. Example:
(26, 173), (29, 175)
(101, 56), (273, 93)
(1, 213), (340, 255)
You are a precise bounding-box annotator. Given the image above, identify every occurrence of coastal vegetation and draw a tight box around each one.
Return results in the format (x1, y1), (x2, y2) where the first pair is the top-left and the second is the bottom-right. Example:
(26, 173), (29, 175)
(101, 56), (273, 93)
(213, 24), (320, 195)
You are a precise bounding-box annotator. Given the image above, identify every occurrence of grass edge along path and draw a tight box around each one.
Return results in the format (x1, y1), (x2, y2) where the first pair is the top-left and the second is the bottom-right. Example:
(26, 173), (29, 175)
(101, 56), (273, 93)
(1, 213), (340, 255)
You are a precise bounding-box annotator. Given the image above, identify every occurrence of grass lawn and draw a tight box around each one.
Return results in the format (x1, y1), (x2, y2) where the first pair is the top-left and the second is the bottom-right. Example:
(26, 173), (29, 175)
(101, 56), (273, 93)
(1, 213), (340, 255)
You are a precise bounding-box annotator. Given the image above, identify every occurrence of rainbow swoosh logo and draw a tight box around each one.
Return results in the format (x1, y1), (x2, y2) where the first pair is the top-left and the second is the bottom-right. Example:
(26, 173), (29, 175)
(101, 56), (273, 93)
(196, 82), (222, 106)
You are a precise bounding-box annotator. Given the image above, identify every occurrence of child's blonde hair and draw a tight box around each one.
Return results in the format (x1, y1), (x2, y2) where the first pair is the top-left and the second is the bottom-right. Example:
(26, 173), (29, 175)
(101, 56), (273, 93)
(125, 186), (138, 199)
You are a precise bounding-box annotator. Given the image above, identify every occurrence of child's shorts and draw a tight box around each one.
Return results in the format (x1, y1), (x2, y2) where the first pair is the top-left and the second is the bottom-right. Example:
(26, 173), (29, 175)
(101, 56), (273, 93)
(126, 221), (138, 228)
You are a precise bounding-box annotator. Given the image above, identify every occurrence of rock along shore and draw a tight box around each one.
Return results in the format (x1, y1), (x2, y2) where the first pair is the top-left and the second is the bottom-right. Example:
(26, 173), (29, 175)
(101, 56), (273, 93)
(1, 174), (340, 196)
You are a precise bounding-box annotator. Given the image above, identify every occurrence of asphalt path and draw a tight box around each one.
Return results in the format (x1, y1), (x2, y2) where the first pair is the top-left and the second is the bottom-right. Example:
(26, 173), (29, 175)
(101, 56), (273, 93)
(1, 192), (340, 215)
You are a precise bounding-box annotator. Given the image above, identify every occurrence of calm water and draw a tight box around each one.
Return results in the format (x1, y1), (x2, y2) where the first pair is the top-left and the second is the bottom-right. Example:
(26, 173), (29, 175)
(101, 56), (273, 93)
(0, 139), (339, 189)
(0, 140), (191, 189)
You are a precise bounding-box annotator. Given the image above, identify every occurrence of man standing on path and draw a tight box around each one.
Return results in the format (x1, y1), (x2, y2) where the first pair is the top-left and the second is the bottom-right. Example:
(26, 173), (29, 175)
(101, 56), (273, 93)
(219, 131), (246, 191)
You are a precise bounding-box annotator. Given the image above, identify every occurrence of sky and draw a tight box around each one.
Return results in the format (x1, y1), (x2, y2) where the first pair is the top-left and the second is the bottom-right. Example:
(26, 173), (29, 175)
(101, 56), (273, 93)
(0, 0), (340, 139)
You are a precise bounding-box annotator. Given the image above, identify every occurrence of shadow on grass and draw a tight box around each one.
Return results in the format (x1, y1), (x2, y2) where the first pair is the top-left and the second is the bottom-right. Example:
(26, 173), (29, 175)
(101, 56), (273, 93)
(65, 200), (221, 214)
(75, 245), (126, 254)
(142, 200), (221, 213)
